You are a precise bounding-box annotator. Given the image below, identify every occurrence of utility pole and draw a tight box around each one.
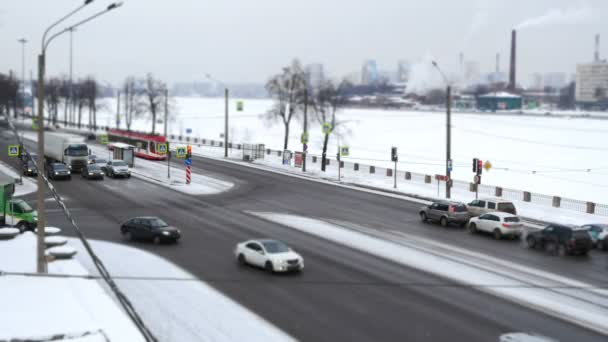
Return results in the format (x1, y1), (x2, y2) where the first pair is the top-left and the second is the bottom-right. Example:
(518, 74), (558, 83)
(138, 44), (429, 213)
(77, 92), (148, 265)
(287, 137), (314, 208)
(446, 85), (452, 199)
(302, 88), (308, 172)
(68, 28), (75, 126)
(36, 53), (46, 273)
(164, 87), (168, 137)
(116, 90), (120, 129)
(18, 39), (27, 118)
(224, 87), (229, 158)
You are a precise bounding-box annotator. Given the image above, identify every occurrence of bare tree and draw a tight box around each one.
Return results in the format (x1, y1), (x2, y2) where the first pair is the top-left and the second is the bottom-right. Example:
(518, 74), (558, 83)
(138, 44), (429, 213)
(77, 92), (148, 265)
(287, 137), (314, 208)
(73, 80), (87, 129)
(123, 76), (145, 131)
(265, 59), (307, 150)
(80, 77), (99, 130)
(311, 79), (349, 171)
(143, 73), (166, 135)
(0, 73), (19, 117)
(45, 77), (62, 126)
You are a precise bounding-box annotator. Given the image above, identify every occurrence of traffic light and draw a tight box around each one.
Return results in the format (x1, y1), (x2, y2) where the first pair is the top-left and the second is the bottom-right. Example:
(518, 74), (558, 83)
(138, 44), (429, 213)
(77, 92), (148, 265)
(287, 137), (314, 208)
(391, 147), (398, 162)
(477, 159), (483, 175)
(187, 145), (192, 159)
(473, 158), (478, 172)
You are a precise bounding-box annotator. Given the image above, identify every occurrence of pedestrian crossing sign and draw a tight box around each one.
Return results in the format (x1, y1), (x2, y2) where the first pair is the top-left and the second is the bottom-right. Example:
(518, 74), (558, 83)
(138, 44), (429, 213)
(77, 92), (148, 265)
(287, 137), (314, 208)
(8, 145), (19, 157)
(176, 146), (187, 159)
(100, 135), (109, 145)
(157, 143), (168, 155)
(340, 146), (349, 157)
(322, 122), (333, 135)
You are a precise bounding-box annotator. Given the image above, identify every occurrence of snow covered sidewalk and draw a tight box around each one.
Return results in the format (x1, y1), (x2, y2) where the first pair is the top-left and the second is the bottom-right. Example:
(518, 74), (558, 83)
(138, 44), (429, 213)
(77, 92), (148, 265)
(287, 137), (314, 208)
(0, 232), (145, 341)
(0, 160), (37, 196)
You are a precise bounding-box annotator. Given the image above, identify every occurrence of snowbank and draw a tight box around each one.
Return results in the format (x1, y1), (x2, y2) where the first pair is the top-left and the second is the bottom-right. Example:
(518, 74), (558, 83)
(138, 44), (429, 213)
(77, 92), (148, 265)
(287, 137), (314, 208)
(0, 232), (145, 341)
(70, 238), (295, 342)
(249, 212), (608, 336)
(0, 160), (37, 196)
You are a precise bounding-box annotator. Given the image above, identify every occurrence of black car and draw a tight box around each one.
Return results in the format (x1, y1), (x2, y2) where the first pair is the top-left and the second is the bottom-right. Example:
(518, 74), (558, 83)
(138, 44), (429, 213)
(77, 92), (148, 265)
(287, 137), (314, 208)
(23, 160), (38, 177)
(47, 162), (71, 180)
(81, 164), (104, 180)
(526, 224), (593, 256)
(120, 216), (180, 244)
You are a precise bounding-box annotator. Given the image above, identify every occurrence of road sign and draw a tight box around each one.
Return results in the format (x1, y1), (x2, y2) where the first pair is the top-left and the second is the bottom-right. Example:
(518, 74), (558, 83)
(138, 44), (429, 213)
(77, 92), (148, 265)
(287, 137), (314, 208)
(32, 116), (38, 130)
(294, 152), (303, 168)
(185, 158), (192, 166)
(8, 145), (19, 157)
(186, 128), (192, 134)
(236, 100), (244, 111)
(484, 160), (492, 171)
(435, 174), (448, 181)
(322, 122), (332, 135)
(340, 146), (350, 157)
(157, 143), (168, 155)
(100, 135), (109, 145)
(300, 131), (309, 144)
(176, 147), (187, 159)
(447, 159), (453, 172)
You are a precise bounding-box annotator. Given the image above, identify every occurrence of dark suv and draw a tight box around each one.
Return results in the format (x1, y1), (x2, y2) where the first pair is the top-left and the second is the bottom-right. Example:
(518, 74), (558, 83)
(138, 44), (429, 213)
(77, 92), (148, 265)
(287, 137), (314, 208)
(526, 224), (592, 256)
(121, 216), (181, 244)
(419, 200), (470, 227)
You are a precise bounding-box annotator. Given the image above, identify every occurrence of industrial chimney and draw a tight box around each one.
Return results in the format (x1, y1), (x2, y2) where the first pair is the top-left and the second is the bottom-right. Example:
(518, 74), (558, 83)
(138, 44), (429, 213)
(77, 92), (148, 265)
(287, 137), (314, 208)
(595, 34), (600, 62)
(508, 29), (517, 91)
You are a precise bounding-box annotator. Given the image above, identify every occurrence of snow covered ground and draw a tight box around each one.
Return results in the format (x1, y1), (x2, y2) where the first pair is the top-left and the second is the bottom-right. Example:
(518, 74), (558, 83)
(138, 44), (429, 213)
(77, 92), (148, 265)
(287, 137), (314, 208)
(70, 238), (295, 342)
(249, 212), (608, 336)
(91, 97), (608, 204)
(0, 232), (145, 342)
(0, 160), (37, 196)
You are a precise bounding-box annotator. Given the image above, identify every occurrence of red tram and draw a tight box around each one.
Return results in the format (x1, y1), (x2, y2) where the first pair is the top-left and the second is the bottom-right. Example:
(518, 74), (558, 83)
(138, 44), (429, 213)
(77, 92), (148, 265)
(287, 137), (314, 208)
(107, 129), (167, 160)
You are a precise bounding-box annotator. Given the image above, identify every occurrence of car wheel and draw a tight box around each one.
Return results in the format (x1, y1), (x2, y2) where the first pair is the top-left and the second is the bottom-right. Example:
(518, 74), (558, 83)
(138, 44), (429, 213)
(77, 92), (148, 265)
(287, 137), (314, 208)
(598, 240), (606, 251)
(420, 212), (428, 222)
(468, 222), (477, 234)
(557, 244), (567, 257)
(17, 222), (28, 233)
(493, 229), (502, 240)
(440, 217), (448, 227)
(526, 236), (536, 248)
(265, 261), (274, 273)
(237, 254), (246, 266)
(125, 231), (133, 242)
(153, 236), (161, 245)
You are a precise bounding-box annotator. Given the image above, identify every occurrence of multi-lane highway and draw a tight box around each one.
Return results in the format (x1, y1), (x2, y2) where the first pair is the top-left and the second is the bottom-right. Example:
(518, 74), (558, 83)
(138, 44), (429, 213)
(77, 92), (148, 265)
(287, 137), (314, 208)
(1, 131), (606, 341)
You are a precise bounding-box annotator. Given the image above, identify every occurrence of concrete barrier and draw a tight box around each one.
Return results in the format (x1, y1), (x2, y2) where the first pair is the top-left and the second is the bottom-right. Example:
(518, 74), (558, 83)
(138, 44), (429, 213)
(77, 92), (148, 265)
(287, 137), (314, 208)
(552, 196), (561, 208)
(425, 175), (431, 183)
(386, 168), (393, 177)
(312, 156), (317, 163)
(370, 166), (375, 174)
(405, 172), (411, 180)
(587, 202), (595, 214)
(524, 191), (531, 202)
(354, 163), (359, 171)
(340, 161), (344, 168)
(495, 187), (503, 197)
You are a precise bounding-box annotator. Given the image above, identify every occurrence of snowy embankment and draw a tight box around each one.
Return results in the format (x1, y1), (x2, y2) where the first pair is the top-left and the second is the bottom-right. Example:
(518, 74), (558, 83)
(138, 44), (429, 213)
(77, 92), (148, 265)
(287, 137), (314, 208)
(70, 238), (295, 342)
(0, 160), (37, 196)
(249, 212), (608, 336)
(0, 232), (145, 341)
(20, 131), (234, 196)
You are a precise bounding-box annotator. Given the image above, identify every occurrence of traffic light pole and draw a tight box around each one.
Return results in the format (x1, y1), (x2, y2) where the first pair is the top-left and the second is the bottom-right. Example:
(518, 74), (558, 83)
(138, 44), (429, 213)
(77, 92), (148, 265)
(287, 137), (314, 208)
(394, 159), (397, 189)
(446, 85), (452, 199)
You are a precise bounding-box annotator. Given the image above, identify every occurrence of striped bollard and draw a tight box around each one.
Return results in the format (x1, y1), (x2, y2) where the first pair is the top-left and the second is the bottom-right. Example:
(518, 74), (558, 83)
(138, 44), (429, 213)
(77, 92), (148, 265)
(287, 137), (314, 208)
(186, 145), (192, 184)
(186, 165), (191, 184)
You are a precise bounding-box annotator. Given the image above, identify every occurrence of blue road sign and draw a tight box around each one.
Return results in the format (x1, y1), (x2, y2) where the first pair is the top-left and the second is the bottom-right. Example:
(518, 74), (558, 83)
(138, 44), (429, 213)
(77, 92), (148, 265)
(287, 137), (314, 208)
(8, 145), (19, 157)
(186, 128), (192, 134)
(185, 158), (192, 166)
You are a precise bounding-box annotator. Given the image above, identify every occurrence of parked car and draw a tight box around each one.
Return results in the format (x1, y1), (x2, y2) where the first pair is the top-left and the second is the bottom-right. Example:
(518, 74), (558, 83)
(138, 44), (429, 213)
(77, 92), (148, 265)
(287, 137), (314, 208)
(419, 200), (470, 227)
(106, 160), (131, 178)
(526, 224), (593, 256)
(467, 198), (517, 217)
(467, 212), (523, 240)
(580, 224), (608, 250)
(22, 160), (38, 177)
(46, 162), (71, 180)
(81, 164), (104, 180)
(120, 217), (180, 244)
(234, 239), (304, 273)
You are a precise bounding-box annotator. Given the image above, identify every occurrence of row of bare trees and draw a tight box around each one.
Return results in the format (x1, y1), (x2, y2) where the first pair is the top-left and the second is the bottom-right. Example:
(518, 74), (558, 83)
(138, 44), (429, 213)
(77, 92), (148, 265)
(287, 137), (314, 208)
(265, 60), (349, 170)
(119, 73), (170, 134)
(0, 73), (19, 118)
(41, 76), (101, 129)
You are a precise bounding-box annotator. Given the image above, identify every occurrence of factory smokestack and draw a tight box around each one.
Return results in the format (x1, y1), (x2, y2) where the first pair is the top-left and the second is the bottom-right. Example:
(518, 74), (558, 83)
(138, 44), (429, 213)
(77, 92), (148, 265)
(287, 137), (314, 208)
(595, 34), (600, 62)
(508, 29), (517, 91)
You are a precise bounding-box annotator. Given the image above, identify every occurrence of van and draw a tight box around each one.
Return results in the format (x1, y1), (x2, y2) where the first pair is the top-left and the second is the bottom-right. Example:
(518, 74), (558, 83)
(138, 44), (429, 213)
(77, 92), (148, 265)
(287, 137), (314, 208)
(467, 198), (517, 217)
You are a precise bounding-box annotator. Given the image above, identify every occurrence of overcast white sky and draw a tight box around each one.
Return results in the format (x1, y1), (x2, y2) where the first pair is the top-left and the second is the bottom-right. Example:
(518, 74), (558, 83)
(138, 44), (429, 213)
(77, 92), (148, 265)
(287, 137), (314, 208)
(1, 0), (606, 86)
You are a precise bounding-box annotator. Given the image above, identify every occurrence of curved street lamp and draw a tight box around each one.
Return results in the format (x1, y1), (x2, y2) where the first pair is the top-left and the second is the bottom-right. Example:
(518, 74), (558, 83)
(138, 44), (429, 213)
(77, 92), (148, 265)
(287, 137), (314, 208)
(205, 73), (229, 157)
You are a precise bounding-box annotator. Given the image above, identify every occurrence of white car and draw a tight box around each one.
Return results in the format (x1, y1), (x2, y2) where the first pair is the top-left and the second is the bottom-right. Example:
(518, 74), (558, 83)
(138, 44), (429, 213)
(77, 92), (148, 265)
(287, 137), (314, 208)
(467, 212), (523, 240)
(234, 239), (304, 273)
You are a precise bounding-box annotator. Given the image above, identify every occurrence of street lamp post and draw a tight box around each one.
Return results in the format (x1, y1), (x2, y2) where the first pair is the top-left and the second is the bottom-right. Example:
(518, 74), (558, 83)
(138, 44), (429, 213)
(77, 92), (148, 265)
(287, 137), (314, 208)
(68, 28), (76, 126)
(17, 39), (27, 118)
(432, 61), (452, 199)
(205, 74), (228, 157)
(35, 0), (123, 273)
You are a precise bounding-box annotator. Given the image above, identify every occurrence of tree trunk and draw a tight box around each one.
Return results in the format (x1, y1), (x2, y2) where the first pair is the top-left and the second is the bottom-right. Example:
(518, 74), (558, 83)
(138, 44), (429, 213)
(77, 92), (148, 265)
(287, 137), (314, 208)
(93, 105), (97, 131)
(283, 122), (290, 150)
(78, 103), (83, 128)
(321, 133), (329, 172)
(63, 100), (68, 126)
(151, 105), (156, 135)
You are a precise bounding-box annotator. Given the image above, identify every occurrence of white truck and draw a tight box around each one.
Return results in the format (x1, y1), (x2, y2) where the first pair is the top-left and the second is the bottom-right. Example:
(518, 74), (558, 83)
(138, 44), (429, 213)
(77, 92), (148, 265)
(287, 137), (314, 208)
(44, 133), (89, 172)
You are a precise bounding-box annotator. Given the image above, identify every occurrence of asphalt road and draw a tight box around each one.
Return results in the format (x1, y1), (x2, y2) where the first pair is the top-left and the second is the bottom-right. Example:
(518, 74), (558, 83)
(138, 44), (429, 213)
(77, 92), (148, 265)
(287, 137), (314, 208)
(0, 130), (606, 341)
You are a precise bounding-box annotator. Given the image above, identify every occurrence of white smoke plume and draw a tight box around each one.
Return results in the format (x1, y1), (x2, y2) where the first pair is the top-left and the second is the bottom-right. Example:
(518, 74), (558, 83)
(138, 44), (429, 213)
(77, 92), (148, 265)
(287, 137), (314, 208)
(515, 5), (592, 30)
(406, 54), (445, 95)
(463, 0), (490, 47)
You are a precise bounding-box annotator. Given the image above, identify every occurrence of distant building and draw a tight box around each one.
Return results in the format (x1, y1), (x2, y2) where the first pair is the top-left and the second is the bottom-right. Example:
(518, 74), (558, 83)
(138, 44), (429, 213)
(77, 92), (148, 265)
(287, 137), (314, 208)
(575, 62), (608, 107)
(361, 60), (378, 85)
(464, 61), (481, 85)
(397, 60), (410, 82)
(477, 91), (522, 110)
(486, 71), (507, 84)
(305, 63), (325, 89)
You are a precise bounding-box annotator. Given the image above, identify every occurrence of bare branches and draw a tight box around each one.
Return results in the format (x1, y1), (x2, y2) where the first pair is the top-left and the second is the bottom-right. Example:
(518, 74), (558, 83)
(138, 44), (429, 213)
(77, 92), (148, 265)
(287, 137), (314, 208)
(143, 73), (167, 135)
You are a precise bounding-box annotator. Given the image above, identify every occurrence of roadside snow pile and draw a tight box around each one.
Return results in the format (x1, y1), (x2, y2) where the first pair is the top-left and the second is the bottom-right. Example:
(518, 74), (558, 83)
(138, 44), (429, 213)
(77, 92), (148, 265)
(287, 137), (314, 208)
(0, 232), (145, 341)
(0, 227), (20, 239)
(249, 212), (608, 336)
(0, 160), (37, 196)
(70, 238), (296, 342)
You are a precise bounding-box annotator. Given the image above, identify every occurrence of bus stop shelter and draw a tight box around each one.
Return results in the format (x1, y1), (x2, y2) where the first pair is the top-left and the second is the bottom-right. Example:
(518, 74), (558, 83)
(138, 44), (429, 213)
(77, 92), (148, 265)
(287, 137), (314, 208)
(110, 142), (136, 167)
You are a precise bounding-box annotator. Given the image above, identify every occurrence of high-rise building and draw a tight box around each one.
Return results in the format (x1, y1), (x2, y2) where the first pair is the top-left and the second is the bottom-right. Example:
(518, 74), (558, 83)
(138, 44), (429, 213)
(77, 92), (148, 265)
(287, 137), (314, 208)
(361, 59), (378, 85)
(397, 60), (410, 82)
(305, 63), (325, 88)
(575, 62), (608, 105)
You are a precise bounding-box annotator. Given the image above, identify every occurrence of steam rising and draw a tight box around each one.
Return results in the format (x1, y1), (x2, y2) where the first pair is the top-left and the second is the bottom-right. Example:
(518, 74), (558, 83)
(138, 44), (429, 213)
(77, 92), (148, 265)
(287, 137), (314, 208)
(515, 5), (591, 30)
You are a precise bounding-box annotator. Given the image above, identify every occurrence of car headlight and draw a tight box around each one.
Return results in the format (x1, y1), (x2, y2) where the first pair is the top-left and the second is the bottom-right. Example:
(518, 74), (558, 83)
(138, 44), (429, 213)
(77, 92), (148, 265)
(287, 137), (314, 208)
(67, 171), (71, 175)
(89, 173), (94, 176)
(54, 171), (58, 175)
(28, 169), (32, 172)
(162, 231), (170, 235)
(101, 172), (104, 175)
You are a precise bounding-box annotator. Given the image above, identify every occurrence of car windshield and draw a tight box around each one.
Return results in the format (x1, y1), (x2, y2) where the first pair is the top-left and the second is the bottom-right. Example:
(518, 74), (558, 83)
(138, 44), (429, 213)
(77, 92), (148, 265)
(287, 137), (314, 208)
(149, 218), (169, 228)
(27, 161), (36, 168)
(498, 203), (516, 212)
(504, 217), (520, 223)
(53, 164), (66, 170)
(573, 230), (591, 239)
(88, 165), (101, 171)
(451, 204), (467, 212)
(95, 159), (107, 165)
(65, 144), (88, 157)
(262, 241), (290, 254)
(113, 161), (127, 167)
(14, 200), (34, 213)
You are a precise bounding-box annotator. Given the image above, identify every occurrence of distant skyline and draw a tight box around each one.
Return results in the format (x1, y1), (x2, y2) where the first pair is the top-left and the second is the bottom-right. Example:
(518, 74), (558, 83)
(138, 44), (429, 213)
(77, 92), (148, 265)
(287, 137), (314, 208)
(0, 0), (606, 86)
